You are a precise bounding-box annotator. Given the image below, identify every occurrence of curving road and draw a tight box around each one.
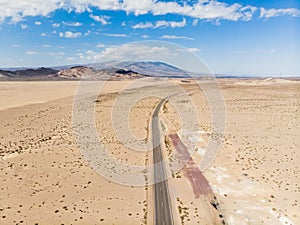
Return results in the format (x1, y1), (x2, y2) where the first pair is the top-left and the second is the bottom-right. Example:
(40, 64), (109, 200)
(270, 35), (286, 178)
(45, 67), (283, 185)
(152, 99), (174, 225)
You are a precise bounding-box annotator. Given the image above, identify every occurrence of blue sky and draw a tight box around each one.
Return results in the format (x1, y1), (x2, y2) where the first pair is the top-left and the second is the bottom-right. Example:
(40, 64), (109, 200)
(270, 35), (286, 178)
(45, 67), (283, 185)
(0, 0), (299, 76)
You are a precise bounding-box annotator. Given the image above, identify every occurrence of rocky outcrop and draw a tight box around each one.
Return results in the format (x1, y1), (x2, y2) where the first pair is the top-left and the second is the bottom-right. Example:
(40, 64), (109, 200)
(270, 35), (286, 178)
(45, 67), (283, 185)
(57, 66), (96, 79)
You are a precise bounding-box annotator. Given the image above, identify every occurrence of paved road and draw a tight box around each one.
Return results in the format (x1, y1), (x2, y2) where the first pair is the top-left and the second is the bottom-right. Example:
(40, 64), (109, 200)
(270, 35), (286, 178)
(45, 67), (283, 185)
(152, 99), (174, 225)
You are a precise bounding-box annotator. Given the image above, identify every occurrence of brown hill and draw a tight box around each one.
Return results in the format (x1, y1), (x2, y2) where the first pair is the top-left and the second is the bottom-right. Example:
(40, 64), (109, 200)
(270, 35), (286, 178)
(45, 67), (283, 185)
(57, 66), (96, 79)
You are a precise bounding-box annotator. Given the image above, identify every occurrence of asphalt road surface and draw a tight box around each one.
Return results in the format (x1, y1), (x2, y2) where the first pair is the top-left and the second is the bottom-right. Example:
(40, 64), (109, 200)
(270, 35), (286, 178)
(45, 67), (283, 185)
(152, 99), (174, 225)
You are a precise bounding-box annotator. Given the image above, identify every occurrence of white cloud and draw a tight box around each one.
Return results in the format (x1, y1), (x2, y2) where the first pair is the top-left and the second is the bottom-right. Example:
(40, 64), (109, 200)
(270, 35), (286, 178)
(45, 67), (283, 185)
(59, 31), (82, 38)
(77, 52), (84, 59)
(11, 44), (21, 47)
(256, 49), (276, 54)
(52, 23), (60, 28)
(212, 20), (221, 26)
(96, 43), (106, 48)
(69, 0), (120, 13)
(99, 44), (173, 61)
(133, 22), (153, 29)
(42, 44), (51, 48)
(104, 33), (128, 37)
(0, 0), (65, 23)
(260, 7), (300, 19)
(20, 24), (27, 29)
(25, 51), (65, 56)
(89, 14), (110, 25)
(74, 43), (175, 63)
(192, 19), (199, 26)
(0, 0), (299, 24)
(142, 35), (150, 39)
(167, 18), (186, 27)
(85, 50), (98, 60)
(75, 50), (100, 61)
(47, 51), (65, 56)
(26, 51), (37, 55)
(35, 21), (41, 25)
(232, 49), (276, 54)
(41, 32), (47, 36)
(133, 18), (186, 29)
(85, 30), (92, 36)
(63, 21), (82, 26)
(161, 35), (193, 40)
(67, 57), (74, 61)
(187, 48), (200, 53)
(122, 0), (257, 21)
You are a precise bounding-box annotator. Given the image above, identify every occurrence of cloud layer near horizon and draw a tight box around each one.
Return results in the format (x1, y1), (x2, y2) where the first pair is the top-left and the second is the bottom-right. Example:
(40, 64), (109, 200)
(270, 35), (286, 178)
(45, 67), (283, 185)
(0, 0), (299, 23)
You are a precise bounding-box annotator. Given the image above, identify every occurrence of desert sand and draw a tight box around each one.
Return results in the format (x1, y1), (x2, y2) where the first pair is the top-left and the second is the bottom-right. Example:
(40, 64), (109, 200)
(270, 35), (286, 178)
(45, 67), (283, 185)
(0, 78), (299, 225)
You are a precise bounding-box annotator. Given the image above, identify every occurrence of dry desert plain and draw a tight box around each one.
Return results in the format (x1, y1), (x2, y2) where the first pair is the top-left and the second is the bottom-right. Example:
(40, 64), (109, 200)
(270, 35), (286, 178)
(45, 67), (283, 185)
(0, 78), (299, 225)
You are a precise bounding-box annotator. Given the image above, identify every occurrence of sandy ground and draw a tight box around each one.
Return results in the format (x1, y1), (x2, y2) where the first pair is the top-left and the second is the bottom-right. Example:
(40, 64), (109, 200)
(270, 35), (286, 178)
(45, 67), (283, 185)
(162, 79), (300, 225)
(0, 78), (299, 225)
(0, 80), (155, 225)
(208, 79), (300, 225)
(0, 81), (80, 110)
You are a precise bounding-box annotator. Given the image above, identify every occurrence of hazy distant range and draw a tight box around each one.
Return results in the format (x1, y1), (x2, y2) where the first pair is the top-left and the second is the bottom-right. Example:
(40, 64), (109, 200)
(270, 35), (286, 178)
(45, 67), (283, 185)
(0, 61), (298, 81)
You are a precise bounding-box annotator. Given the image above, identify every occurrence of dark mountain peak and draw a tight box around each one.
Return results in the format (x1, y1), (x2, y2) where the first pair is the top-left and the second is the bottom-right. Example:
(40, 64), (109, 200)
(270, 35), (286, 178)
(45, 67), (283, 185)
(115, 69), (138, 75)
(15, 67), (58, 76)
(123, 61), (189, 78)
(70, 65), (89, 70)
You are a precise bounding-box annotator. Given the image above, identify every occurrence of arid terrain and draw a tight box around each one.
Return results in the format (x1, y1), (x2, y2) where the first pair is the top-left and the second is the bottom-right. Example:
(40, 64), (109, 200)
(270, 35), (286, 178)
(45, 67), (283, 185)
(0, 78), (299, 225)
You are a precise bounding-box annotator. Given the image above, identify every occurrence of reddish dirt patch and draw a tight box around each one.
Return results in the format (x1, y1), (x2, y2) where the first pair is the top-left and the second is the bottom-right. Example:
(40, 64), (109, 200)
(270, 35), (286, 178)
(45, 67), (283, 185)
(169, 134), (213, 197)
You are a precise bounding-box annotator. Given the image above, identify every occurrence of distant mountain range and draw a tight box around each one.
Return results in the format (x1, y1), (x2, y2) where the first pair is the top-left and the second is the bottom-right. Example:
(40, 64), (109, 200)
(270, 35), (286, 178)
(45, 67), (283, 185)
(91, 61), (189, 77)
(1, 62), (298, 80)
(124, 61), (189, 77)
(0, 61), (191, 80)
(0, 67), (59, 80)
